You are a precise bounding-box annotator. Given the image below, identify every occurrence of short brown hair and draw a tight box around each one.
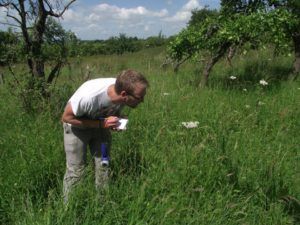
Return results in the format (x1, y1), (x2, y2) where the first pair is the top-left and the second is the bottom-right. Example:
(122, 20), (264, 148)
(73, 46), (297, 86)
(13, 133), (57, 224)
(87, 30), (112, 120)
(115, 69), (149, 94)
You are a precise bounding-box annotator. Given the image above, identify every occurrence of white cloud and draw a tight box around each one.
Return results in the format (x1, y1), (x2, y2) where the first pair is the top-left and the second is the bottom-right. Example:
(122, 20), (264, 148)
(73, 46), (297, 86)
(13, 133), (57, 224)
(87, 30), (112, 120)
(0, 0), (203, 39)
(0, 7), (18, 23)
(164, 0), (202, 22)
(183, 0), (201, 11)
(62, 8), (83, 22)
(144, 25), (149, 31)
(59, 0), (204, 40)
(164, 10), (190, 22)
(0, 7), (6, 15)
(87, 23), (100, 30)
(92, 4), (167, 20)
(166, 0), (173, 5)
(87, 13), (101, 22)
(153, 9), (169, 17)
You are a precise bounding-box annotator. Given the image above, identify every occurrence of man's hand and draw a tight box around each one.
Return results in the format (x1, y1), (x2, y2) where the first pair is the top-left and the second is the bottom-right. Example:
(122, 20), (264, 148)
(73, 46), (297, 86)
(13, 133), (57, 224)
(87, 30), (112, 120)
(103, 116), (120, 129)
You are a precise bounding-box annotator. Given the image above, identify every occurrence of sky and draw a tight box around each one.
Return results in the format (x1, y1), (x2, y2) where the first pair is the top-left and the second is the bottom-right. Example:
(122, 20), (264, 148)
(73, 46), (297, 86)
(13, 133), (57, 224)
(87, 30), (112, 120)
(0, 0), (220, 40)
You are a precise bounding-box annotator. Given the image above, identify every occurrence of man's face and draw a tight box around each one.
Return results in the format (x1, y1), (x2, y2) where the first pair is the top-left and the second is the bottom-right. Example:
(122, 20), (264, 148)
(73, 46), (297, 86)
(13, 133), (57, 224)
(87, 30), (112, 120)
(125, 83), (147, 108)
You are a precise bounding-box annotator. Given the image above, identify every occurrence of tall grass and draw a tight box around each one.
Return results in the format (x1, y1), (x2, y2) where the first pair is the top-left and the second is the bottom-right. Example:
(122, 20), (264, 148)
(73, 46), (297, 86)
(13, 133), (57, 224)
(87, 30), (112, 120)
(0, 48), (299, 224)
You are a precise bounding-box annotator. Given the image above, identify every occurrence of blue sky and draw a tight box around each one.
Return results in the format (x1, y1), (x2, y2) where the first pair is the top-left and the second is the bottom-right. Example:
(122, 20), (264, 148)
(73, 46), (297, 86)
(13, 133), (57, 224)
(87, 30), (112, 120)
(0, 0), (220, 40)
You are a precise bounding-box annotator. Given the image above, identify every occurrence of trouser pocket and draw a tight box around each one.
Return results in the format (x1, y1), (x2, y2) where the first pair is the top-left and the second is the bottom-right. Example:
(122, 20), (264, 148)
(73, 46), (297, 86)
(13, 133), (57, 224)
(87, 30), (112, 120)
(63, 123), (72, 134)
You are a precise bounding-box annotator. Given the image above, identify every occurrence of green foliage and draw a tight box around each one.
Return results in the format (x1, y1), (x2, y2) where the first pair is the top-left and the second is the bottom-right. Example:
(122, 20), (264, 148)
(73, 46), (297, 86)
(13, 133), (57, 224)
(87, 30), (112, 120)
(42, 18), (77, 62)
(221, 0), (267, 15)
(0, 48), (299, 224)
(70, 33), (170, 57)
(188, 7), (219, 27)
(0, 27), (170, 62)
(0, 28), (23, 65)
(167, 6), (298, 70)
(144, 31), (167, 48)
(105, 34), (141, 55)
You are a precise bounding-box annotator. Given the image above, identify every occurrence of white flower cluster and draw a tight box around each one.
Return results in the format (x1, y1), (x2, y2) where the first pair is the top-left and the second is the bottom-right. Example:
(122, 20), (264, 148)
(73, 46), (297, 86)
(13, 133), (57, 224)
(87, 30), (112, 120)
(259, 80), (268, 86)
(182, 121), (199, 129)
(229, 76), (237, 80)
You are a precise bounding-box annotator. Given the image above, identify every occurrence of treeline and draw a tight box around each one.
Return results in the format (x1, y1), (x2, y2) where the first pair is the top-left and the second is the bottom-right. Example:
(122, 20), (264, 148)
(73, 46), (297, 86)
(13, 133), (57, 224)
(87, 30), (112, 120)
(75, 32), (170, 56)
(0, 27), (171, 66)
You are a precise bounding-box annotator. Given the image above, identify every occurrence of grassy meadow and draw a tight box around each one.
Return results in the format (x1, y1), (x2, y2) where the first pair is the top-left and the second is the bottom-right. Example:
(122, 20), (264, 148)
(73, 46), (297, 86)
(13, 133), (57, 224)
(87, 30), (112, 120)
(0, 47), (299, 224)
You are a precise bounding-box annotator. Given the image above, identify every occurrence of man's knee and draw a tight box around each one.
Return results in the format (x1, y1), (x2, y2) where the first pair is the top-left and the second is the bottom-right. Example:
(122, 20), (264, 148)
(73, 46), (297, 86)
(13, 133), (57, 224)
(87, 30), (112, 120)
(65, 164), (85, 179)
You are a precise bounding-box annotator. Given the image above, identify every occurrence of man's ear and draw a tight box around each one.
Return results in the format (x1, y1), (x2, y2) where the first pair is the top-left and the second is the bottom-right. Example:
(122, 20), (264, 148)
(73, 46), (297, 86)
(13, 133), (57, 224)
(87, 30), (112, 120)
(120, 90), (127, 98)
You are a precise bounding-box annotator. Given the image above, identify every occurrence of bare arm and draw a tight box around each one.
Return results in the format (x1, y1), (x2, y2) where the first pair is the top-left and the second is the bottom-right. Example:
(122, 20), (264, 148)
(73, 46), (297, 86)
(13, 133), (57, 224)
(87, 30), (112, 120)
(61, 103), (120, 129)
(61, 103), (100, 128)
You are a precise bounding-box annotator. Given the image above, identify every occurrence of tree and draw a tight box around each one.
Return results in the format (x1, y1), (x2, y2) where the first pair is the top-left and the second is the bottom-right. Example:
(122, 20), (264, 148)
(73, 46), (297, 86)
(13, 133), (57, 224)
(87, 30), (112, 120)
(167, 0), (299, 86)
(43, 17), (78, 83)
(268, 0), (300, 73)
(221, 0), (300, 74)
(0, 0), (76, 93)
(144, 31), (167, 48)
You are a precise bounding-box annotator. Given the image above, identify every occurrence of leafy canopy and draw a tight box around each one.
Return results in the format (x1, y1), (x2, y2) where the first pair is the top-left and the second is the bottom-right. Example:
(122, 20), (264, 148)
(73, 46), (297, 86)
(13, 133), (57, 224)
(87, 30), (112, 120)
(167, 3), (299, 65)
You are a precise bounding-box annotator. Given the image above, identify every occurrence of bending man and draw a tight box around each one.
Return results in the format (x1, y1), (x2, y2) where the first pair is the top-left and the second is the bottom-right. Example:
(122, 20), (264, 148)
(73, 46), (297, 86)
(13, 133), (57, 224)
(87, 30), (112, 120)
(61, 69), (149, 202)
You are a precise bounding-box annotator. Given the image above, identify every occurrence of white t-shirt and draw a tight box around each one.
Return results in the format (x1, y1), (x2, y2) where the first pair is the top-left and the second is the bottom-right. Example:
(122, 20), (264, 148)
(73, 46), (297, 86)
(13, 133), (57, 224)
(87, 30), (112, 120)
(69, 78), (123, 119)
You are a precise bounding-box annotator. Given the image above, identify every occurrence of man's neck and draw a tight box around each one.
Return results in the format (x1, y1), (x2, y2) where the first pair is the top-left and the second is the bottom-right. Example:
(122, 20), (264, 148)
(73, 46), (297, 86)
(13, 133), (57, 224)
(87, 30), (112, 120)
(107, 84), (122, 103)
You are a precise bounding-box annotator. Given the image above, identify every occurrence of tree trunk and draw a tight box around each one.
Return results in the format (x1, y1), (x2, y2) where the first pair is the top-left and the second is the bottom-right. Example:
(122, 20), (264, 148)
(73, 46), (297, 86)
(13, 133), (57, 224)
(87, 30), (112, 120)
(31, 1), (47, 79)
(32, 59), (45, 79)
(200, 58), (214, 87)
(199, 43), (231, 87)
(226, 45), (236, 67)
(0, 73), (4, 84)
(292, 33), (300, 74)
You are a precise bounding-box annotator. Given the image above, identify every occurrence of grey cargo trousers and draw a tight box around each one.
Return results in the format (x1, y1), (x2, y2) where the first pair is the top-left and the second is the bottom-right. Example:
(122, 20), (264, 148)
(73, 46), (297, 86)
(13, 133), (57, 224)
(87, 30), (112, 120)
(63, 122), (111, 202)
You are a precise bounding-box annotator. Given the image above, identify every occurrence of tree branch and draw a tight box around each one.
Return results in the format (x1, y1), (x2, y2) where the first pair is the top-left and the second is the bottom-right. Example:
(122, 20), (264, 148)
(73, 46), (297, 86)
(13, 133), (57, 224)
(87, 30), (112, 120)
(0, 21), (20, 27)
(47, 60), (62, 83)
(0, 3), (10, 7)
(44, 0), (52, 11)
(0, 2), (22, 24)
(7, 13), (22, 25)
(174, 54), (193, 72)
(10, 2), (22, 15)
(8, 63), (21, 86)
(47, 0), (76, 17)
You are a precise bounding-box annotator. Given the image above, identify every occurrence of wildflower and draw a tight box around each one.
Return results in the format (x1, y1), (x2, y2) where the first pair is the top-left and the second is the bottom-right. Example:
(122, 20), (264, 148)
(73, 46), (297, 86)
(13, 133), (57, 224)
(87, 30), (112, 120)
(243, 88), (247, 92)
(258, 101), (265, 106)
(259, 80), (268, 86)
(229, 76), (237, 80)
(245, 105), (250, 109)
(182, 121), (199, 129)
(163, 92), (170, 96)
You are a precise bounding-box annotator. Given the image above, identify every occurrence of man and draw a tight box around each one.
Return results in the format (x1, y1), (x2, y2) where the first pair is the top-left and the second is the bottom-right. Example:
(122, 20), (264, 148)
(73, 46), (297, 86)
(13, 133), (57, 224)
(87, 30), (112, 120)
(61, 69), (149, 202)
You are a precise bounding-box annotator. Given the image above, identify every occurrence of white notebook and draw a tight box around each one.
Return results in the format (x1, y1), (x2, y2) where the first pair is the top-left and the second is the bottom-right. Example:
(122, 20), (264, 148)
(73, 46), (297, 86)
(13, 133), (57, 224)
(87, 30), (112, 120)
(117, 118), (128, 130)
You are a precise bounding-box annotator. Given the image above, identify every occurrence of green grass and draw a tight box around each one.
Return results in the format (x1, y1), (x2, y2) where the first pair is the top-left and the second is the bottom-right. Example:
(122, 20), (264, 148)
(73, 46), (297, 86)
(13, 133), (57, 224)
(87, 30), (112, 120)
(0, 48), (299, 224)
